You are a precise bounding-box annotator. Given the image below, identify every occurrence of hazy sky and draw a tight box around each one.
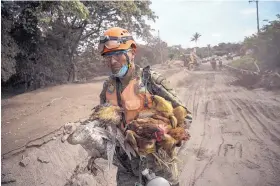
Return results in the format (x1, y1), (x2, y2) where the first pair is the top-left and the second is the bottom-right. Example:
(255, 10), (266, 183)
(145, 0), (280, 48)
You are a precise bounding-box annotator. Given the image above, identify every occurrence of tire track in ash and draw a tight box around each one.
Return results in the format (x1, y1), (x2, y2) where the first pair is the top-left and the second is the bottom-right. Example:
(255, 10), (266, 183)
(220, 74), (280, 184)
(230, 87), (280, 163)
(195, 100), (209, 158)
(188, 76), (210, 186)
(228, 98), (262, 141)
(185, 72), (207, 119)
(188, 72), (245, 186)
(214, 73), (249, 163)
(238, 86), (280, 124)
(235, 98), (280, 147)
(235, 88), (280, 140)
(178, 73), (213, 186)
(185, 82), (196, 111)
(253, 98), (280, 122)
(192, 82), (201, 119)
(185, 73), (221, 186)
(176, 74), (196, 113)
(251, 102), (280, 135)
(214, 74), (242, 158)
(228, 89), (280, 155)
(217, 74), (250, 137)
(228, 97), (280, 183)
(189, 155), (215, 186)
(173, 70), (204, 180)
(240, 86), (280, 119)
(215, 73), (274, 185)
(180, 71), (280, 186)
(178, 77), (204, 151)
(193, 73), (214, 159)
(241, 99), (280, 183)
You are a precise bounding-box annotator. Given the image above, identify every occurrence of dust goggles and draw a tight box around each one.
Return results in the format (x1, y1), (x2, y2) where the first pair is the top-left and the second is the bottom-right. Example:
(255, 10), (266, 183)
(102, 49), (132, 64)
(98, 35), (134, 54)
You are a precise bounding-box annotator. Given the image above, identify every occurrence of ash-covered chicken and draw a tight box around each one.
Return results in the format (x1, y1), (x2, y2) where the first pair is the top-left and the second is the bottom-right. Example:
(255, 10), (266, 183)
(65, 96), (191, 174)
(137, 95), (178, 128)
(124, 95), (191, 159)
(124, 118), (190, 159)
(138, 95), (190, 129)
(124, 118), (167, 156)
(159, 126), (191, 158)
(89, 103), (123, 126)
(65, 103), (136, 174)
(173, 105), (189, 127)
(127, 125), (189, 159)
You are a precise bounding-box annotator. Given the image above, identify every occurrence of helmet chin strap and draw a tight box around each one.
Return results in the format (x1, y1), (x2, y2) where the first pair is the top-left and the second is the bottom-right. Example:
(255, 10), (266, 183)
(123, 52), (132, 69)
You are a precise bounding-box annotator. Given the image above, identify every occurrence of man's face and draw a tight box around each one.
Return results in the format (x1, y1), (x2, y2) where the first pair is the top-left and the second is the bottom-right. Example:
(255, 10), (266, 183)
(103, 50), (135, 74)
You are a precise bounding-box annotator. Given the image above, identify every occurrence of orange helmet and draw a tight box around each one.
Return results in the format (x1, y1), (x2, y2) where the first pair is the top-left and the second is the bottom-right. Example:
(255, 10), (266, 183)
(98, 27), (137, 56)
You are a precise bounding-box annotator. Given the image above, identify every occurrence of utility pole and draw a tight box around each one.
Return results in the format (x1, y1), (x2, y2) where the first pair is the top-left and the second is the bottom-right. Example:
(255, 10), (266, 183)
(249, 0), (260, 33)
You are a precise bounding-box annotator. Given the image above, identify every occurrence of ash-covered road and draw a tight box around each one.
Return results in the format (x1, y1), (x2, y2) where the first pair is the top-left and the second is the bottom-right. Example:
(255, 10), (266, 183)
(2, 62), (280, 186)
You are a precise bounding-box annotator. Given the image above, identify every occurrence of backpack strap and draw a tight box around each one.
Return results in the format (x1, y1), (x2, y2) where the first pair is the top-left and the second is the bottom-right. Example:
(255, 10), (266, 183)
(115, 77), (128, 129)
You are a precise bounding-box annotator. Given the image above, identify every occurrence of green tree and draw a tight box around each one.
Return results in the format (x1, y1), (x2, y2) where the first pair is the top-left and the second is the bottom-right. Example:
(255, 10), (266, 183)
(191, 32), (201, 47)
(1, 0), (157, 91)
(243, 14), (280, 69)
(1, 2), (19, 82)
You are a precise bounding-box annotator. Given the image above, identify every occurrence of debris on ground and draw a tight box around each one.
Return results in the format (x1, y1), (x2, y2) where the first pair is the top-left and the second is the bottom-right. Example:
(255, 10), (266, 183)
(19, 156), (31, 167)
(37, 156), (50, 164)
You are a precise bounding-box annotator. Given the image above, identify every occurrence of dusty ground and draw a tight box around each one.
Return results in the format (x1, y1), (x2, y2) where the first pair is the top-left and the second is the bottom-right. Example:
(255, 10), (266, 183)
(2, 62), (280, 186)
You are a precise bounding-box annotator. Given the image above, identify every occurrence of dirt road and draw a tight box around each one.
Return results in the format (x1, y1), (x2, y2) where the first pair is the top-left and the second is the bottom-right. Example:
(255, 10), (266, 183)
(2, 62), (280, 186)
(176, 65), (280, 186)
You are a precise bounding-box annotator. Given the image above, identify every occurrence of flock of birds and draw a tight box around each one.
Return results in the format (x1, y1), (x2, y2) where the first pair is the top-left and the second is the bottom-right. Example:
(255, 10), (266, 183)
(63, 95), (191, 175)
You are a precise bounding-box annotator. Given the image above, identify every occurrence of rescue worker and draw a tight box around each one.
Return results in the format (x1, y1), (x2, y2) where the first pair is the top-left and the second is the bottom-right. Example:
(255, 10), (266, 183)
(98, 27), (192, 186)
